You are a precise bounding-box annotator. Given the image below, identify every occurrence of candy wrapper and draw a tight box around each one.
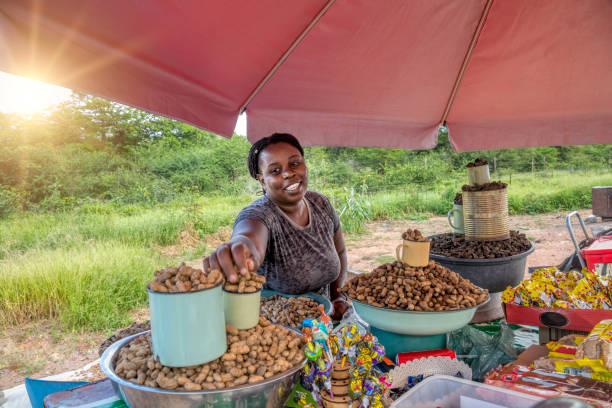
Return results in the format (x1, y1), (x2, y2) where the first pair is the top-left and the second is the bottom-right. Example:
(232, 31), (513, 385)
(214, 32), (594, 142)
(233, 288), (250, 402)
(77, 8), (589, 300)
(503, 267), (612, 310)
(576, 319), (612, 370)
(299, 306), (392, 407)
(537, 321), (612, 383)
(486, 363), (612, 406)
(293, 391), (316, 408)
(396, 349), (456, 365)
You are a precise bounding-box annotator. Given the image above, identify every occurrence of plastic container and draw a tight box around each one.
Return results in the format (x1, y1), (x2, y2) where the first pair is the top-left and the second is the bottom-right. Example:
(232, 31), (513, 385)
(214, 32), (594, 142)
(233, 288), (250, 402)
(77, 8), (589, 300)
(447, 204), (464, 234)
(395, 239), (430, 267)
(390, 375), (542, 407)
(320, 390), (353, 408)
(503, 302), (612, 333)
(581, 235), (612, 273)
(224, 288), (261, 330)
(462, 188), (509, 241)
(147, 283), (226, 367)
(428, 236), (535, 293)
(467, 164), (490, 186)
(330, 378), (349, 396)
(331, 360), (350, 380)
(370, 326), (446, 361)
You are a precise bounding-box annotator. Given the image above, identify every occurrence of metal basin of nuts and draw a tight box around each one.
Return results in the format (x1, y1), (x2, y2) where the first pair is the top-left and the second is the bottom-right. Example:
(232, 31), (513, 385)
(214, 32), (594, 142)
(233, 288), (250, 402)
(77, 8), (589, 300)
(342, 261), (490, 335)
(260, 290), (332, 329)
(100, 320), (305, 408)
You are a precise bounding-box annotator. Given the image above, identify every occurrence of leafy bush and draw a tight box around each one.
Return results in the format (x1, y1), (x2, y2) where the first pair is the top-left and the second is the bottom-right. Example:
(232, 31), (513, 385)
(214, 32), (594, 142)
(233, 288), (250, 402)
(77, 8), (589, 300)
(0, 186), (23, 218)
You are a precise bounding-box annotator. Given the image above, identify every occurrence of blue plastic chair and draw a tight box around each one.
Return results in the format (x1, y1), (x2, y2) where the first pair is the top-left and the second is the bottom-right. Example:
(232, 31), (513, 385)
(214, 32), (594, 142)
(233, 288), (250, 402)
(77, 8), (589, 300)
(24, 378), (89, 408)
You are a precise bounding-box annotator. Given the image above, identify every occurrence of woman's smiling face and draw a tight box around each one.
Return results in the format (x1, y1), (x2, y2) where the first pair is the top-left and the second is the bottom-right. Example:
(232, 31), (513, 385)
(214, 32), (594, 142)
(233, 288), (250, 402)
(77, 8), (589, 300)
(257, 142), (308, 206)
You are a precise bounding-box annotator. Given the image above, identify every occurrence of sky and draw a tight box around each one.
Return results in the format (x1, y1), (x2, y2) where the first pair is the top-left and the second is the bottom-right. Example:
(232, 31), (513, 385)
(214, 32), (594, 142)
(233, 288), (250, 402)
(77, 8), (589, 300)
(0, 71), (248, 136)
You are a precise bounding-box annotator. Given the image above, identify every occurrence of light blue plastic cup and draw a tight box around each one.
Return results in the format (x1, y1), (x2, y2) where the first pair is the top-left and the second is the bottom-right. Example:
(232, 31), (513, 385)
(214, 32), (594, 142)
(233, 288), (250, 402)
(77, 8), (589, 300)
(147, 282), (226, 367)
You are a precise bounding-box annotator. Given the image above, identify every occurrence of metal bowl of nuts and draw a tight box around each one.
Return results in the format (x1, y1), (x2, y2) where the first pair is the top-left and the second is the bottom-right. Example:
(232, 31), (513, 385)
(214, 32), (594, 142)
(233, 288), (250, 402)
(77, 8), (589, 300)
(260, 289), (332, 329)
(348, 295), (489, 335)
(100, 323), (305, 408)
(341, 260), (490, 335)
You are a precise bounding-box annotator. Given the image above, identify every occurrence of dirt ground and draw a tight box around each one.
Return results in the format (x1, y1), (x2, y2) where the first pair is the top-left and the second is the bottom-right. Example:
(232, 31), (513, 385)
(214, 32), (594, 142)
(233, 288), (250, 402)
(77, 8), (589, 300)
(2, 209), (611, 391)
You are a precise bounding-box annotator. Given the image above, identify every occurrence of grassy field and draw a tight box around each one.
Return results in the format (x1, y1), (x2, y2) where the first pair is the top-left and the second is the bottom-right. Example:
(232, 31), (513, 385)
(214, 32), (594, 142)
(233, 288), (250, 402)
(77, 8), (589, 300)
(1, 170), (611, 333)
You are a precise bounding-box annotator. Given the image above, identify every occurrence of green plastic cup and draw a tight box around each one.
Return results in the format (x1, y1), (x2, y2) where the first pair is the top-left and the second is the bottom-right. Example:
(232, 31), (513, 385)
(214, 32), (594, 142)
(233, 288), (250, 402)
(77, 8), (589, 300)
(223, 289), (261, 330)
(147, 283), (226, 367)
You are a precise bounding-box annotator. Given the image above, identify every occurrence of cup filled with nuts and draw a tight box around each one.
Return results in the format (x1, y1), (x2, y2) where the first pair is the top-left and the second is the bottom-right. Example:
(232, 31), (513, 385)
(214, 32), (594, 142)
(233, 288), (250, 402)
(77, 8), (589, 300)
(223, 271), (267, 330)
(396, 229), (431, 267)
(147, 263), (226, 367)
(466, 158), (490, 186)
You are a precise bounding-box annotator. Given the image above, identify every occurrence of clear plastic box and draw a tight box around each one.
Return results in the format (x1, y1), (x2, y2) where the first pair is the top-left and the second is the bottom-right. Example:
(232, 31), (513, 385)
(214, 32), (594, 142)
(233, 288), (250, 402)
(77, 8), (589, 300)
(390, 375), (543, 408)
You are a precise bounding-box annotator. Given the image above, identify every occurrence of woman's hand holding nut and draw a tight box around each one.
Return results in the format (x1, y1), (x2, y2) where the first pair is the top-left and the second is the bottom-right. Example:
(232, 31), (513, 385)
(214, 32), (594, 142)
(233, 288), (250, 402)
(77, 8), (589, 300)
(203, 236), (260, 283)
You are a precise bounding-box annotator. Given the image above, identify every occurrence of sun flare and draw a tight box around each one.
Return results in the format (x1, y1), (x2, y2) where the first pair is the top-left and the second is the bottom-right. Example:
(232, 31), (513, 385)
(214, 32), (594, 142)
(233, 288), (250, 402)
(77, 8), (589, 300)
(0, 71), (72, 114)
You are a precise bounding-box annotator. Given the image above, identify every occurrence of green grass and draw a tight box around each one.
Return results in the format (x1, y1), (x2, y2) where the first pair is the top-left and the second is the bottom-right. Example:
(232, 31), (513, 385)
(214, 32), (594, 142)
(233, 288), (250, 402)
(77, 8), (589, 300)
(0, 242), (168, 330)
(505, 171), (612, 214)
(0, 194), (252, 331)
(1, 170), (610, 332)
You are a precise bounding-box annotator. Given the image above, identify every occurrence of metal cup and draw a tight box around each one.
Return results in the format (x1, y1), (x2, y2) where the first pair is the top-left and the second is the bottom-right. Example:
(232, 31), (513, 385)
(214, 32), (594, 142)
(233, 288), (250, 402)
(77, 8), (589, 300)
(147, 283), (227, 367)
(223, 289), (261, 330)
(395, 239), (430, 267)
(447, 204), (464, 234)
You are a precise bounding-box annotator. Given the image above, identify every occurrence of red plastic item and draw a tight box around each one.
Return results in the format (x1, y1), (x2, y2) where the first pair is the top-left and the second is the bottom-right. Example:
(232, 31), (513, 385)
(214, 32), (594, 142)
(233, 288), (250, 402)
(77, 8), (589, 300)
(395, 349), (456, 365)
(582, 236), (612, 272)
(504, 302), (612, 332)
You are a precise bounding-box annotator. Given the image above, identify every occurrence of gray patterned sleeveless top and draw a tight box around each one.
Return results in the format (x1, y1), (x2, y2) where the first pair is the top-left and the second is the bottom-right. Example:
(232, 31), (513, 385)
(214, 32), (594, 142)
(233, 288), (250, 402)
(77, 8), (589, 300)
(233, 191), (341, 296)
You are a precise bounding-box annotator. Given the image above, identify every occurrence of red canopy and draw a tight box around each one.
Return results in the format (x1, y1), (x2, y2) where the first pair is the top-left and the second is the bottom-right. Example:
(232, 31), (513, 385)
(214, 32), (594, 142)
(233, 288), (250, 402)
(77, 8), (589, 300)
(1, 0), (611, 151)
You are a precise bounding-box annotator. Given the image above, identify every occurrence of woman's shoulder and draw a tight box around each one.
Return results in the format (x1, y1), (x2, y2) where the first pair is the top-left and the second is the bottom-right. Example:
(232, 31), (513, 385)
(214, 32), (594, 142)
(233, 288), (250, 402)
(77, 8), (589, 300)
(305, 190), (331, 204)
(234, 195), (274, 227)
(242, 194), (273, 211)
(305, 190), (334, 212)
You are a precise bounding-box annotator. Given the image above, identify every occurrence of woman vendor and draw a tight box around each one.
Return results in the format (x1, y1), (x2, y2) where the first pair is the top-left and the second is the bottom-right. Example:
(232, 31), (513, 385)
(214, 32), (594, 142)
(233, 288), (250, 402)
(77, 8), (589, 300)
(203, 133), (349, 319)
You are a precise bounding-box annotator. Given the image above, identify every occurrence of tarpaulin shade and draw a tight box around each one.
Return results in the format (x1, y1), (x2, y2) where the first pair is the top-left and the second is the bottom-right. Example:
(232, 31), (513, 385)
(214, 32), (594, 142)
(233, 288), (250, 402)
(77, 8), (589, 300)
(1, 0), (611, 151)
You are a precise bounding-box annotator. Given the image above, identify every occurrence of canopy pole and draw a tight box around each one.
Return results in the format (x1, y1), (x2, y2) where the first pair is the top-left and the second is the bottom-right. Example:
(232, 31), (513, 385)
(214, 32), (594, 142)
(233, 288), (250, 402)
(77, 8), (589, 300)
(440, 0), (494, 126)
(239, 0), (336, 114)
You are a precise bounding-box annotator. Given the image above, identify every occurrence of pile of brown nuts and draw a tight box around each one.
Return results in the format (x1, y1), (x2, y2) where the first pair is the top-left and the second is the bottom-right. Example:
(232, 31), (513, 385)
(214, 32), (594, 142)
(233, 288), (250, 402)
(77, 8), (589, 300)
(260, 295), (321, 327)
(114, 318), (305, 391)
(99, 321), (151, 356)
(148, 263), (223, 293)
(430, 231), (531, 259)
(342, 261), (488, 311)
(401, 228), (429, 242)
(453, 193), (463, 205)
(224, 271), (266, 293)
(466, 158), (488, 168)
(462, 181), (507, 192)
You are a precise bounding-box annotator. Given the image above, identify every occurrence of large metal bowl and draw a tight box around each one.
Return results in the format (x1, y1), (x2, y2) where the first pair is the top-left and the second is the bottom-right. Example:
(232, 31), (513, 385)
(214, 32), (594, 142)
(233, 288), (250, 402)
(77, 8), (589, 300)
(347, 294), (490, 335)
(100, 331), (302, 408)
(261, 289), (333, 331)
(428, 235), (535, 293)
(261, 289), (333, 316)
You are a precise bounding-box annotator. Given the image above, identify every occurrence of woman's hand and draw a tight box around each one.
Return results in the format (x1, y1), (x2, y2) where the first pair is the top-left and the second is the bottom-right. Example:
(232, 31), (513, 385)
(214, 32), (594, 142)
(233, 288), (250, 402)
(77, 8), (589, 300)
(331, 298), (349, 321)
(202, 235), (260, 283)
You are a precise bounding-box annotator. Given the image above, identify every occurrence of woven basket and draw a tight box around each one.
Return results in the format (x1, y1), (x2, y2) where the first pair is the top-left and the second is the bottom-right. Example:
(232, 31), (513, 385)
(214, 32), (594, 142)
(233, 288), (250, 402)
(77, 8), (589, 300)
(462, 188), (509, 241)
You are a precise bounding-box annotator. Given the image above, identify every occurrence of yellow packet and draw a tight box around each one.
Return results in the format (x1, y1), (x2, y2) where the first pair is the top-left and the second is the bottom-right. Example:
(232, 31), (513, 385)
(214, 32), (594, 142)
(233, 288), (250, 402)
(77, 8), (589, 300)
(552, 300), (572, 309)
(502, 286), (515, 304)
